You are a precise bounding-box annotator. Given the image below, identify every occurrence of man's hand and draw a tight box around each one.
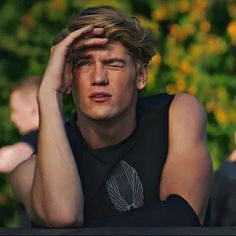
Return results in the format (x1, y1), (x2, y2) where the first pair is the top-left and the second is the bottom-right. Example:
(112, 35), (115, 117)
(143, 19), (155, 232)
(39, 26), (108, 97)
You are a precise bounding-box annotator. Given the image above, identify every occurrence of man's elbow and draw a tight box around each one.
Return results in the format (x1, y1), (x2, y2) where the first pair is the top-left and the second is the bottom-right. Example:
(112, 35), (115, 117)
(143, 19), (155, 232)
(30, 202), (84, 228)
(46, 212), (84, 228)
(32, 209), (84, 228)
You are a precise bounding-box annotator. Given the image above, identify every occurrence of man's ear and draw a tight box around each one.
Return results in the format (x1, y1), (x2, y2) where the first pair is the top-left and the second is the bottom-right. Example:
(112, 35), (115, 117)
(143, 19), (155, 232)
(136, 67), (147, 90)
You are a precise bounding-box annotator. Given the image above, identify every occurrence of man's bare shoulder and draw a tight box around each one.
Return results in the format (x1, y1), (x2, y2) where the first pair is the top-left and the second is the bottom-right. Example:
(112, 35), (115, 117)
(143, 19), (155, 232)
(170, 93), (206, 119)
(169, 93), (207, 145)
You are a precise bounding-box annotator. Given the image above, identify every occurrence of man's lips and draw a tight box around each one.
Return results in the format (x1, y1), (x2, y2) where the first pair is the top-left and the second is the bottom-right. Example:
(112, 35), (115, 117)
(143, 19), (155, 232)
(89, 92), (112, 101)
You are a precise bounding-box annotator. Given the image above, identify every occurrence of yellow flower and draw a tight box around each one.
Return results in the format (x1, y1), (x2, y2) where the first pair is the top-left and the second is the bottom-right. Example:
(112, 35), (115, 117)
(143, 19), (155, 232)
(206, 36), (226, 55)
(189, 0), (207, 23)
(188, 85), (196, 95)
(229, 110), (236, 124)
(188, 44), (205, 61)
(169, 24), (188, 42)
(200, 21), (211, 33)
(147, 62), (158, 87)
(180, 61), (194, 75)
(152, 7), (168, 21)
(179, 0), (190, 13)
(176, 76), (186, 92)
(215, 107), (228, 125)
(166, 84), (177, 94)
(206, 101), (217, 112)
(217, 88), (228, 103)
(227, 21), (236, 46)
(151, 53), (161, 65)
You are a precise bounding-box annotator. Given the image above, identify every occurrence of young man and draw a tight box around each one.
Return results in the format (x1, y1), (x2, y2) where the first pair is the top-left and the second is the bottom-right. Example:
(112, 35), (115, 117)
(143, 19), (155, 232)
(0, 77), (40, 173)
(9, 6), (213, 228)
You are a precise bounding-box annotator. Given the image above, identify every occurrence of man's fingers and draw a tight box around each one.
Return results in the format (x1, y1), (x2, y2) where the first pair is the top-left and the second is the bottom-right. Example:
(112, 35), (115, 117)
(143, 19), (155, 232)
(69, 28), (106, 47)
(52, 25), (94, 50)
(73, 37), (108, 49)
(51, 26), (106, 55)
(68, 38), (108, 62)
(61, 26), (105, 48)
(87, 28), (105, 37)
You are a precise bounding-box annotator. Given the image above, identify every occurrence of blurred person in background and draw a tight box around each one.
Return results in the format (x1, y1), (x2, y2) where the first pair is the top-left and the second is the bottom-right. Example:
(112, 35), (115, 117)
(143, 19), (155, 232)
(0, 76), (40, 173)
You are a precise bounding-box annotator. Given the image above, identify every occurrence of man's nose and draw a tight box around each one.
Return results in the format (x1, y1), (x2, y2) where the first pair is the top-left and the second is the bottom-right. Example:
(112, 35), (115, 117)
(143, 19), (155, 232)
(91, 65), (108, 86)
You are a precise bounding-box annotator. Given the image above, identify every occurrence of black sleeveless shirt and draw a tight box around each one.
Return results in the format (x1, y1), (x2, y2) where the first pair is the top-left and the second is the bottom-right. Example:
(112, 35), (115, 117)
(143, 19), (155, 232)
(65, 93), (175, 224)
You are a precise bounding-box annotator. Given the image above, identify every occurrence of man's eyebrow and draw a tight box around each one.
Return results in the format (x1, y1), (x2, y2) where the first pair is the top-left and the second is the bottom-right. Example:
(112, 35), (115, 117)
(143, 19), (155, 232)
(72, 52), (127, 64)
(72, 53), (91, 61)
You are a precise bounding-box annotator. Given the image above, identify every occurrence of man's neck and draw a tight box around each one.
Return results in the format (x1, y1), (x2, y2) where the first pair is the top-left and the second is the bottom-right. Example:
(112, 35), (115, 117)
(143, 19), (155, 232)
(76, 110), (136, 150)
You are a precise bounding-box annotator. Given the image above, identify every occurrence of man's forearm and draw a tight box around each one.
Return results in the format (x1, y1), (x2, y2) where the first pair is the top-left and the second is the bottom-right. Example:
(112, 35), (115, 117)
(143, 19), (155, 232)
(31, 91), (84, 227)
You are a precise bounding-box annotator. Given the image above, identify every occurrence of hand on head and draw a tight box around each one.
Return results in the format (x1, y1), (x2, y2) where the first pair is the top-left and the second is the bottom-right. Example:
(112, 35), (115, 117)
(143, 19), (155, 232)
(41, 26), (108, 96)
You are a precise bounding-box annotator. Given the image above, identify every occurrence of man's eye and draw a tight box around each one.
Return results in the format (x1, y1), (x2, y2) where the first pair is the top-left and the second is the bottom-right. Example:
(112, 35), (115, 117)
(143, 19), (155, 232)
(75, 60), (91, 68)
(107, 62), (124, 68)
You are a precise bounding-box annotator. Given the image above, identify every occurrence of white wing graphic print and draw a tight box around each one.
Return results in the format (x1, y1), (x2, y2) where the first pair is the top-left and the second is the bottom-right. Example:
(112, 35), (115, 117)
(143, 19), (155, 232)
(121, 161), (144, 209)
(106, 160), (144, 212)
(106, 175), (130, 212)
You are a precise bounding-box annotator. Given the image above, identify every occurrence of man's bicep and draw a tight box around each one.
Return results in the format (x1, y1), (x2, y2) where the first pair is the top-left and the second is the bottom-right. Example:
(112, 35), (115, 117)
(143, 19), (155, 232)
(9, 154), (36, 215)
(160, 94), (213, 224)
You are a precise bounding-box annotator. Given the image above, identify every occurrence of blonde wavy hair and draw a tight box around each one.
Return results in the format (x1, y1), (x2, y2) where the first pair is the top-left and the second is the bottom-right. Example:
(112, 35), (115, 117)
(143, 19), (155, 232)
(53, 6), (156, 67)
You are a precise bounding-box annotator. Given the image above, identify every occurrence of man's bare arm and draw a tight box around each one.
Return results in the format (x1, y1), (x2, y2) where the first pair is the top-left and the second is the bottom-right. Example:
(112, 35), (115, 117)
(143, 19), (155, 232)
(8, 99), (84, 228)
(9, 26), (108, 228)
(160, 93), (213, 225)
(31, 92), (84, 227)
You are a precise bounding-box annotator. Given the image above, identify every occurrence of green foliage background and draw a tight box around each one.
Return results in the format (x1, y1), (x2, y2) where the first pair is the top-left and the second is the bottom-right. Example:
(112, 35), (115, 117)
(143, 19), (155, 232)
(0, 0), (236, 226)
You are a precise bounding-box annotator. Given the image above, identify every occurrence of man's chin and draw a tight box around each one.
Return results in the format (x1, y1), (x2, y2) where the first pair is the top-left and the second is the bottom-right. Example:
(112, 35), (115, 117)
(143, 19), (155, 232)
(88, 114), (113, 122)
(82, 107), (112, 119)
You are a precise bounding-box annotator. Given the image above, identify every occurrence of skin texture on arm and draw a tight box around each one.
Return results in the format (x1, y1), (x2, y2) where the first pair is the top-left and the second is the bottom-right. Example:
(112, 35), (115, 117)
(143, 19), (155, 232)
(0, 142), (33, 173)
(32, 94), (84, 227)
(160, 93), (213, 225)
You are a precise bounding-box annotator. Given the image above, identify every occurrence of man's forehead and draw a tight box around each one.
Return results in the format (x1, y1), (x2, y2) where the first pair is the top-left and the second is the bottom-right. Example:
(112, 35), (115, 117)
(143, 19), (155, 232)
(75, 41), (129, 58)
